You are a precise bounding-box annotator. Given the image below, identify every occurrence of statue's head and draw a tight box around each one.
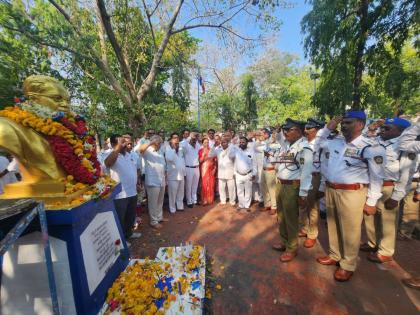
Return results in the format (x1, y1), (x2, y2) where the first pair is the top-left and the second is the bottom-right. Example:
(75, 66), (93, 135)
(23, 75), (70, 112)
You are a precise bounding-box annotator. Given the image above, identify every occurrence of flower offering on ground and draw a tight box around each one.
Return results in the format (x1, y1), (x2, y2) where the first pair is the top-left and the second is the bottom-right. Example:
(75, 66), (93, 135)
(103, 245), (206, 315)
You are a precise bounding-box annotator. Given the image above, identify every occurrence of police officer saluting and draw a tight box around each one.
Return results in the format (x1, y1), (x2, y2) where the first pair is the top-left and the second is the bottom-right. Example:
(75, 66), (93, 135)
(299, 118), (325, 248)
(361, 117), (415, 263)
(316, 111), (386, 282)
(272, 118), (313, 262)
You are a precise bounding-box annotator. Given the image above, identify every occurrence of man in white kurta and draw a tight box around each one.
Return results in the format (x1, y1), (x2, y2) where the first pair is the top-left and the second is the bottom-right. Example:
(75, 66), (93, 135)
(209, 137), (236, 206)
(165, 133), (186, 213)
(139, 135), (167, 229)
(231, 137), (257, 211)
(182, 133), (201, 207)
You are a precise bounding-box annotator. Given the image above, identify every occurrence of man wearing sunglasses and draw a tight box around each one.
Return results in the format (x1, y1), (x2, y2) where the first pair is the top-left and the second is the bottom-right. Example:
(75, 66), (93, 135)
(315, 111), (386, 282)
(361, 118), (415, 263)
(299, 118), (325, 248)
(272, 118), (313, 262)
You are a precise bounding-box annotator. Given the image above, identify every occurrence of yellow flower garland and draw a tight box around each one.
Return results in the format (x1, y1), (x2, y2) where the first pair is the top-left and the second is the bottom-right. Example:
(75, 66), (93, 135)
(0, 106), (94, 172)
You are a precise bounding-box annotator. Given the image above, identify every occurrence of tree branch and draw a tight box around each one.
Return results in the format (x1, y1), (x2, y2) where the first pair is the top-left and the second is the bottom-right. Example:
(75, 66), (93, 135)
(94, 3), (109, 64)
(172, 24), (255, 41)
(96, 0), (137, 100)
(137, 0), (185, 102)
(141, 0), (157, 48)
(46, 0), (133, 104)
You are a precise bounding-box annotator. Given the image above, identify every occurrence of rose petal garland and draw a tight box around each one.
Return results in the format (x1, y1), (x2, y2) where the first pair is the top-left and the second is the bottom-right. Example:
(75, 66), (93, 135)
(0, 106), (101, 184)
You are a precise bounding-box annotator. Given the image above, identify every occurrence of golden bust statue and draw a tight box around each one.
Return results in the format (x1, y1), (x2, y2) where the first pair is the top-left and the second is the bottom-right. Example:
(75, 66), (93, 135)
(0, 75), (72, 200)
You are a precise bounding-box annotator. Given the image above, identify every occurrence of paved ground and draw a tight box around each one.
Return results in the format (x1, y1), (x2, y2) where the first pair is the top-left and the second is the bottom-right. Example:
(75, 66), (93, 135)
(130, 202), (420, 315)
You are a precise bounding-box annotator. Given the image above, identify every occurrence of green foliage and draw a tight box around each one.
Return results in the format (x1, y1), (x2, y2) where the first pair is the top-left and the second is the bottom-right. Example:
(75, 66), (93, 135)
(302, 0), (418, 112)
(0, 0), (198, 132)
(200, 49), (318, 130)
(0, 15), (60, 106)
(144, 101), (194, 134)
(241, 74), (258, 129)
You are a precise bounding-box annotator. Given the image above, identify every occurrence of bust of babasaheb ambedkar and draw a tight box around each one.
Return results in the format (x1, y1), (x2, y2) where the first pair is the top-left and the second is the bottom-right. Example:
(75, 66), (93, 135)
(0, 75), (71, 196)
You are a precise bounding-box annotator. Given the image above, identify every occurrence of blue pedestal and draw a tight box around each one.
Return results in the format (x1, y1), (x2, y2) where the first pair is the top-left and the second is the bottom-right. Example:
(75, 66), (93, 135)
(46, 184), (129, 315)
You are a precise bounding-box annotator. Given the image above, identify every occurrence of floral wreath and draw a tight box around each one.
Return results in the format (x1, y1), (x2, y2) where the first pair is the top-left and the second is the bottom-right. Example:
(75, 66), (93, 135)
(0, 99), (101, 185)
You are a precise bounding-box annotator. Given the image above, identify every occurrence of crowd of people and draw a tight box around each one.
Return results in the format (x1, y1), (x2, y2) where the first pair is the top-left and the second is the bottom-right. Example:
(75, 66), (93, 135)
(96, 110), (419, 288)
(1, 110), (419, 289)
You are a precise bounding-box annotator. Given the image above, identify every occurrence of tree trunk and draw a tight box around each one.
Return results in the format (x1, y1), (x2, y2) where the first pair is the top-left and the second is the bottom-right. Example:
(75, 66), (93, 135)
(352, 0), (369, 109)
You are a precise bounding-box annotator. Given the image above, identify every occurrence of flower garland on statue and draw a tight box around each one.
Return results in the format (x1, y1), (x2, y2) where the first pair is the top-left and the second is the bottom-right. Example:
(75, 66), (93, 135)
(0, 102), (101, 185)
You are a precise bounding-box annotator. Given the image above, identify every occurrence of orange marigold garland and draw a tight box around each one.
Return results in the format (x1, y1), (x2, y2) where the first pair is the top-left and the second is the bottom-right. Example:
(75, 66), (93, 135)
(0, 105), (101, 184)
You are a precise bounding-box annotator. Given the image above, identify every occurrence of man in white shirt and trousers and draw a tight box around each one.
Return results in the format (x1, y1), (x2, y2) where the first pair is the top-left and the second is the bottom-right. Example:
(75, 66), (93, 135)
(104, 135), (141, 242)
(182, 132), (201, 208)
(139, 135), (168, 229)
(209, 137), (236, 206)
(231, 136), (257, 211)
(165, 132), (186, 213)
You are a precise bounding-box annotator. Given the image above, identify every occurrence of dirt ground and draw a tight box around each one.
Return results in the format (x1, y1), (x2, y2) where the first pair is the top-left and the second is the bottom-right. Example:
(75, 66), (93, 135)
(129, 201), (420, 315)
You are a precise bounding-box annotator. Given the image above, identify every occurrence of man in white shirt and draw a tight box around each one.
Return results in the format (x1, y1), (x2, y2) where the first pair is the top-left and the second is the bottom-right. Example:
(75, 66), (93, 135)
(165, 133), (186, 213)
(360, 118), (415, 263)
(104, 135), (141, 240)
(209, 137), (236, 206)
(207, 128), (216, 148)
(299, 118), (325, 248)
(182, 132), (201, 207)
(0, 155), (18, 194)
(139, 135), (167, 229)
(316, 111), (385, 282)
(180, 129), (190, 146)
(272, 119), (313, 263)
(123, 134), (142, 173)
(397, 121), (420, 291)
(255, 128), (280, 214)
(231, 136), (257, 211)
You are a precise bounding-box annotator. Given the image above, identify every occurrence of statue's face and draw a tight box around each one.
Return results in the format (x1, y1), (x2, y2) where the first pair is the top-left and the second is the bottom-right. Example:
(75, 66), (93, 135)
(25, 76), (70, 112)
(35, 83), (70, 112)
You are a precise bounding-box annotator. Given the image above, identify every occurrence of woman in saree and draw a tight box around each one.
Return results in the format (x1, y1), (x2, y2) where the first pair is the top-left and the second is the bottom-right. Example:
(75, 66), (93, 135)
(198, 137), (217, 205)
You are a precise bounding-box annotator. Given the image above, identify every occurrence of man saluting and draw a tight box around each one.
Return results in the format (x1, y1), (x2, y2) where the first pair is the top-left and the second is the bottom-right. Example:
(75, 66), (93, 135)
(316, 111), (386, 282)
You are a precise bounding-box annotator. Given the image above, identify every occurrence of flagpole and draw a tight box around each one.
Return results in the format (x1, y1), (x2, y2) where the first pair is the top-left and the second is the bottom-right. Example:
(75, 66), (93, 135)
(197, 75), (201, 130)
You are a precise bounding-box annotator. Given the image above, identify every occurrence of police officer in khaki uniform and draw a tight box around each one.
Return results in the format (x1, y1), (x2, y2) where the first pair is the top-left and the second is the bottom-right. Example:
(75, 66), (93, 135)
(316, 111), (386, 282)
(299, 118), (325, 248)
(272, 119), (313, 262)
(398, 122), (420, 291)
(360, 118), (415, 263)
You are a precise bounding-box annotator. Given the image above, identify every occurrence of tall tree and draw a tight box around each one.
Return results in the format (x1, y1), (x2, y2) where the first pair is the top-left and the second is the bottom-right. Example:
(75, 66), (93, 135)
(241, 74), (258, 129)
(1, 0), (281, 127)
(302, 0), (418, 112)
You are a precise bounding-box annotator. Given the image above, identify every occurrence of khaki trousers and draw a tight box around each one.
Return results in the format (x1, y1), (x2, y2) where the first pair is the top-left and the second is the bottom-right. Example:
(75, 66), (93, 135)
(364, 186), (398, 256)
(400, 182), (420, 237)
(146, 185), (165, 225)
(301, 173), (321, 239)
(276, 182), (299, 252)
(326, 186), (367, 272)
(261, 170), (278, 209)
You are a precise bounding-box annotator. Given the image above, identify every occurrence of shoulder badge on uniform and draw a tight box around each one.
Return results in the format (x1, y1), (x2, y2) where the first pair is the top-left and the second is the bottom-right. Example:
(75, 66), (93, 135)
(374, 156), (383, 164)
(300, 157), (305, 165)
(408, 152), (416, 160)
(325, 152), (330, 159)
